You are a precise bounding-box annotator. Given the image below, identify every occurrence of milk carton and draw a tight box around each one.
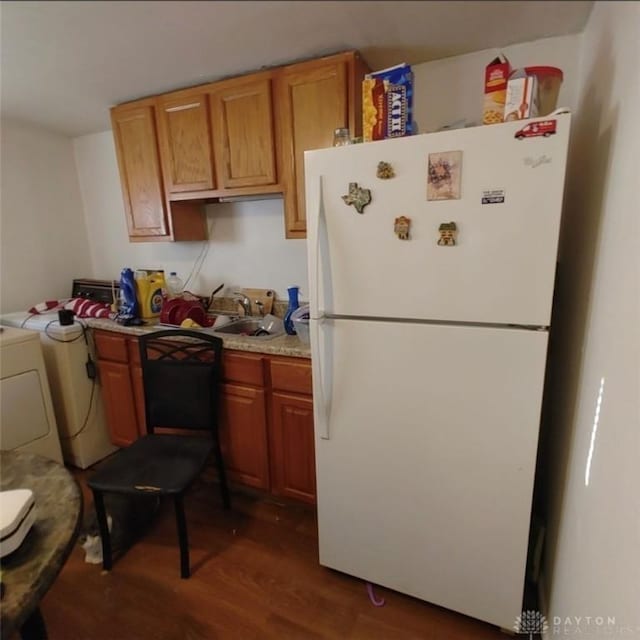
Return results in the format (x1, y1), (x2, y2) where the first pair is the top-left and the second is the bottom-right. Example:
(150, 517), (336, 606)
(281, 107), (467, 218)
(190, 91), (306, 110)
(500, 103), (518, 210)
(483, 55), (511, 125)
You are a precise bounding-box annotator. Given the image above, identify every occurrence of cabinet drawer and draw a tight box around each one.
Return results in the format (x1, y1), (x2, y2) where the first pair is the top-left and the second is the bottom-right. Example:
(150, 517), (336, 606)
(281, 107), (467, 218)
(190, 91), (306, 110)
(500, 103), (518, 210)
(94, 331), (129, 363)
(269, 357), (312, 395)
(223, 351), (264, 386)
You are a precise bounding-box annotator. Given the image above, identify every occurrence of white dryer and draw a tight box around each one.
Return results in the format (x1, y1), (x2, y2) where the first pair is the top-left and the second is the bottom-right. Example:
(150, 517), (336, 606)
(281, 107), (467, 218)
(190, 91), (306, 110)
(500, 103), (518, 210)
(0, 326), (64, 463)
(0, 313), (117, 468)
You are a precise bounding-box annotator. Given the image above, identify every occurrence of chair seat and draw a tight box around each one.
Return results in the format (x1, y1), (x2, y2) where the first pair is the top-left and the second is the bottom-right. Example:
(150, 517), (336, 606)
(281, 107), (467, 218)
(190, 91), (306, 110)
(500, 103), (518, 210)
(88, 435), (214, 495)
(87, 330), (229, 579)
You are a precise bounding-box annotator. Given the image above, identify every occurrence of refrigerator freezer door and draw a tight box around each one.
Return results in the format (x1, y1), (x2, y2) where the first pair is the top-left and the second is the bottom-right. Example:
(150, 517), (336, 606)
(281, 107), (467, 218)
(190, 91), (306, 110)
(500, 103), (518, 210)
(305, 116), (570, 326)
(310, 317), (548, 629)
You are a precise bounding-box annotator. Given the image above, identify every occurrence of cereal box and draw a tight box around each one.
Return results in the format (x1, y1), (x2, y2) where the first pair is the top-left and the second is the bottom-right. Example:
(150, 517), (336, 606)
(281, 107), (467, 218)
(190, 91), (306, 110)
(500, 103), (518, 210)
(483, 55), (511, 125)
(363, 63), (414, 141)
(362, 76), (387, 141)
(504, 70), (539, 121)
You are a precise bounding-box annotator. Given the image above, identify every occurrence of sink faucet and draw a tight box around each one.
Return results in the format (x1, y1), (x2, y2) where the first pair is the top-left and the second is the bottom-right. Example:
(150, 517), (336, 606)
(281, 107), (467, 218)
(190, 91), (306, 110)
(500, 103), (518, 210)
(233, 293), (252, 317)
(254, 300), (265, 317)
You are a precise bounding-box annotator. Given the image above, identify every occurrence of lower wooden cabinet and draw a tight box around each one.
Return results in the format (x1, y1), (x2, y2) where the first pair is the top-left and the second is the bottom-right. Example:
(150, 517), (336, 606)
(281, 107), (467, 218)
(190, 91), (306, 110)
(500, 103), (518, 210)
(97, 359), (139, 448)
(270, 392), (316, 504)
(94, 329), (315, 503)
(219, 383), (269, 489)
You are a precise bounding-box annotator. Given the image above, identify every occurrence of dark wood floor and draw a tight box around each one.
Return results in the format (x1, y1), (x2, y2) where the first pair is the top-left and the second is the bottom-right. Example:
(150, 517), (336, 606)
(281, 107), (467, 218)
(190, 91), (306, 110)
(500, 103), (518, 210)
(41, 471), (508, 640)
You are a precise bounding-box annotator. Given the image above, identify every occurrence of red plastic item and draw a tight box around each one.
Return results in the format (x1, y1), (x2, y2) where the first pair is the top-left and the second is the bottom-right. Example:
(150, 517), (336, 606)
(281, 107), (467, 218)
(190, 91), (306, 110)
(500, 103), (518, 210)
(524, 66), (563, 80)
(524, 66), (563, 115)
(159, 298), (213, 327)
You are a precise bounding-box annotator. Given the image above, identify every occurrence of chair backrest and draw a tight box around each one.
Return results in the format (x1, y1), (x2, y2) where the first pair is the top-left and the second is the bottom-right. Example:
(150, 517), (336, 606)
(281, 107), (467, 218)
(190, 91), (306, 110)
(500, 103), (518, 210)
(138, 330), (223, 434)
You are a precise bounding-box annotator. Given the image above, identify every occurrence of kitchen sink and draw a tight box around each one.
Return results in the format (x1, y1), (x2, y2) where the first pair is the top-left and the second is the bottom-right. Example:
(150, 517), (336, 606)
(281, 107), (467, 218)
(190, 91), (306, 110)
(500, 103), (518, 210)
(213, 318), (284, 340)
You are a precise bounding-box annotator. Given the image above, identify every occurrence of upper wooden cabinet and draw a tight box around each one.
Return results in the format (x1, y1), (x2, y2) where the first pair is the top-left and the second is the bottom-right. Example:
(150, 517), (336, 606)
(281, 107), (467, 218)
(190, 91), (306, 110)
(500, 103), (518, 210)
(275, 51), (368, 238)
(209, 73), (278, 190)
(111, 50), (366, 241)
(111, 99), (207, 242)
(156, 88), (216, 193)
(111, 99), (169, 239)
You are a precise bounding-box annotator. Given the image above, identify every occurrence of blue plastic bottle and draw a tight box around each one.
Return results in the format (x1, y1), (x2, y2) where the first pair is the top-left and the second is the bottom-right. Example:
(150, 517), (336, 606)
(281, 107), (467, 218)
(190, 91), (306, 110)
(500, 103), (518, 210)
(284, 286), (300, 335)
(119, 268), (139, 321)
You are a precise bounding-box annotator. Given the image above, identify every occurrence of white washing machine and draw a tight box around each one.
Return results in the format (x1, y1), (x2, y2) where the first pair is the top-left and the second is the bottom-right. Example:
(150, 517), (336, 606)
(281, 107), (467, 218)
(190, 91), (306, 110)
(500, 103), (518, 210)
(0, 326), (64, 463)
(0, 312), (117, 468)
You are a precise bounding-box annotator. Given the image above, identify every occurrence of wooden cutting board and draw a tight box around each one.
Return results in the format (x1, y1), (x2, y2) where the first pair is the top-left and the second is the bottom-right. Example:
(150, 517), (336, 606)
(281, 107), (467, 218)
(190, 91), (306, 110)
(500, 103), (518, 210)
(238, 288), (275, 316)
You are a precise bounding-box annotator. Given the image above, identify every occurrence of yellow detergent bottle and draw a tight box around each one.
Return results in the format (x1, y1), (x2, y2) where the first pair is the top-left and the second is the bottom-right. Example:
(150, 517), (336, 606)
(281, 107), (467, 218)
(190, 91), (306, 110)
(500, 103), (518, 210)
(135, 270), (166, 319)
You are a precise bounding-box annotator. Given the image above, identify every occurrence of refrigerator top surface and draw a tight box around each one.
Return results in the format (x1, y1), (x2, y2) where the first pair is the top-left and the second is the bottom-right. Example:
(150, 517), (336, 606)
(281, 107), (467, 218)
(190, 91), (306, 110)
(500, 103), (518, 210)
(305, 114), (571, 326)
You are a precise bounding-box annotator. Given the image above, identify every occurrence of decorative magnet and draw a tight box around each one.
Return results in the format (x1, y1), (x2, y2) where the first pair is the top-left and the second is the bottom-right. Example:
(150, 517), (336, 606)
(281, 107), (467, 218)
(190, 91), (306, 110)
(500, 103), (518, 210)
(394, 216), (411, 240)
(437, 222), (457, 246)
(377, 161), (395, 179)
(342, 182), (372, 214)
(427, 151), (462, 200)
(515, 119), (557, 139)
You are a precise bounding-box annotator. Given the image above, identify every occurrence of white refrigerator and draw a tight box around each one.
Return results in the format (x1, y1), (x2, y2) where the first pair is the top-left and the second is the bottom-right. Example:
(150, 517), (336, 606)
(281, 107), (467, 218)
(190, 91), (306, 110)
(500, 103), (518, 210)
(304, 114), (571, 629)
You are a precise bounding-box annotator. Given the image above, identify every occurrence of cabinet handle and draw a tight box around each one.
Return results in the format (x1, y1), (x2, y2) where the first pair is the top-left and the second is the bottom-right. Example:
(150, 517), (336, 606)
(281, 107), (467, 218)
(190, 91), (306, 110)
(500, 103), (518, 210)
(165, 102), (201, 112)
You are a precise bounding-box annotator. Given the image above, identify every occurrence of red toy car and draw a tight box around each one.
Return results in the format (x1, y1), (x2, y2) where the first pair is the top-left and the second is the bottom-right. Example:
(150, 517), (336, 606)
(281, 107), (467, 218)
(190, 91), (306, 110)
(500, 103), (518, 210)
(515, 119), (557, 139)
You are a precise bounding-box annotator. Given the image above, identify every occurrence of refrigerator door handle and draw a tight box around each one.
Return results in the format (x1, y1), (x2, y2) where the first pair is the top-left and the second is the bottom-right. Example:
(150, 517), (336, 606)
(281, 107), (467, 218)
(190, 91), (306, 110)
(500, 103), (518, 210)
(310, 175), (323, 318)
(311, 175), (332, 318)
(314, 316), (333, 440)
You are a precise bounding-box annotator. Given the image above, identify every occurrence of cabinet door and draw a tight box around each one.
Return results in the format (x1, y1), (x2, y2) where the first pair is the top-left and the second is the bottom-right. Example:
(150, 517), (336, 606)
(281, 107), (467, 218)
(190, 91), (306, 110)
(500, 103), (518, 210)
(270, 392), (316, 504)
(97, 360), (139, 448)
(275, 56), (351, 238)
(111, 100), (169, 239)
(219, 383), (269, 490)
(156, 89), (215, 193)
(210, 74), (278, 190)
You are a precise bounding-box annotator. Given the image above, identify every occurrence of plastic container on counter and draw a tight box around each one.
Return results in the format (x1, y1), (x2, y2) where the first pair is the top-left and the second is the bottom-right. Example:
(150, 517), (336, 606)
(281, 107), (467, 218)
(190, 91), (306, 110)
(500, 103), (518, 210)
(165, 272), (184, 298)
(119, 268), (139, 320)
(284, 286), (300, 335)
(525, 66), (563, 116)
(135, 270), (165, 319)
(291, 304), (310, 345)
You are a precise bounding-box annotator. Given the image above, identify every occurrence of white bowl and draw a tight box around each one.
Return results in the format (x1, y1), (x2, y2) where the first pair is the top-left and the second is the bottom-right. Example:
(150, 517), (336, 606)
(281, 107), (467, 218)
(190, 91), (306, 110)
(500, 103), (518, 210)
(261, 314), (284, 334)
(293, 318), (310, 344)
(212, 313), (237, 329)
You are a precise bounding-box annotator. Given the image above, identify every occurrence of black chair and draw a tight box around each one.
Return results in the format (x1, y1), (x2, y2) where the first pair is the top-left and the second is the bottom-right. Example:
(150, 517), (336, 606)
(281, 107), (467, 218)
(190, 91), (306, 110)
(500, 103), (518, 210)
(87, 329), (230, 578)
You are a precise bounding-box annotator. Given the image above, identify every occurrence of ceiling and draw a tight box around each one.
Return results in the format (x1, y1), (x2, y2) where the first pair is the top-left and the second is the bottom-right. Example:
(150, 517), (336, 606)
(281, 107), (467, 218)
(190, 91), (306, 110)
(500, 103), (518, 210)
(0, 0), (593, 137)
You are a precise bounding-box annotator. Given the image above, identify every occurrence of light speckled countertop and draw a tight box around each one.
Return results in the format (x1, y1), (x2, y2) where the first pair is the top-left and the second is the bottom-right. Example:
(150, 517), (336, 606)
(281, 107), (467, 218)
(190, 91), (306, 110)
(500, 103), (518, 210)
(87, 318), (311, 359)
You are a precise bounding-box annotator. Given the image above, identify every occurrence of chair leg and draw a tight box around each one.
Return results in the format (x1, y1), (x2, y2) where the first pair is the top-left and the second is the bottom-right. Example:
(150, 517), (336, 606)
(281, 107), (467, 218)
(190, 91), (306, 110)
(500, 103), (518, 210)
(92, 490), (112, 572)
(213, 434), (231, 509)
(20, 605), (48, 640)
(174, 495), (190, 579)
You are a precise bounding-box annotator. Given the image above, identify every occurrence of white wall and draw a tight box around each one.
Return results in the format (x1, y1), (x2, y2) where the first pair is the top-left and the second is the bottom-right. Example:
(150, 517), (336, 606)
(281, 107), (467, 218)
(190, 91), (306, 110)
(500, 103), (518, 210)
(73, 131), (308, 300)
(73, 33), (581, 303)
(412, 34), (581, 133)
(0, 118), (92, 312)
(542, 2), (640, 636)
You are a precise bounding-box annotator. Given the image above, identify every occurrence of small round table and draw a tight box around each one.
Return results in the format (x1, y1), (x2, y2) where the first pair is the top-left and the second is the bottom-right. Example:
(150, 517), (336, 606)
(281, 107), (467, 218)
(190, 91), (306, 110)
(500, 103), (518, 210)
(1, 451), (82, 640)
